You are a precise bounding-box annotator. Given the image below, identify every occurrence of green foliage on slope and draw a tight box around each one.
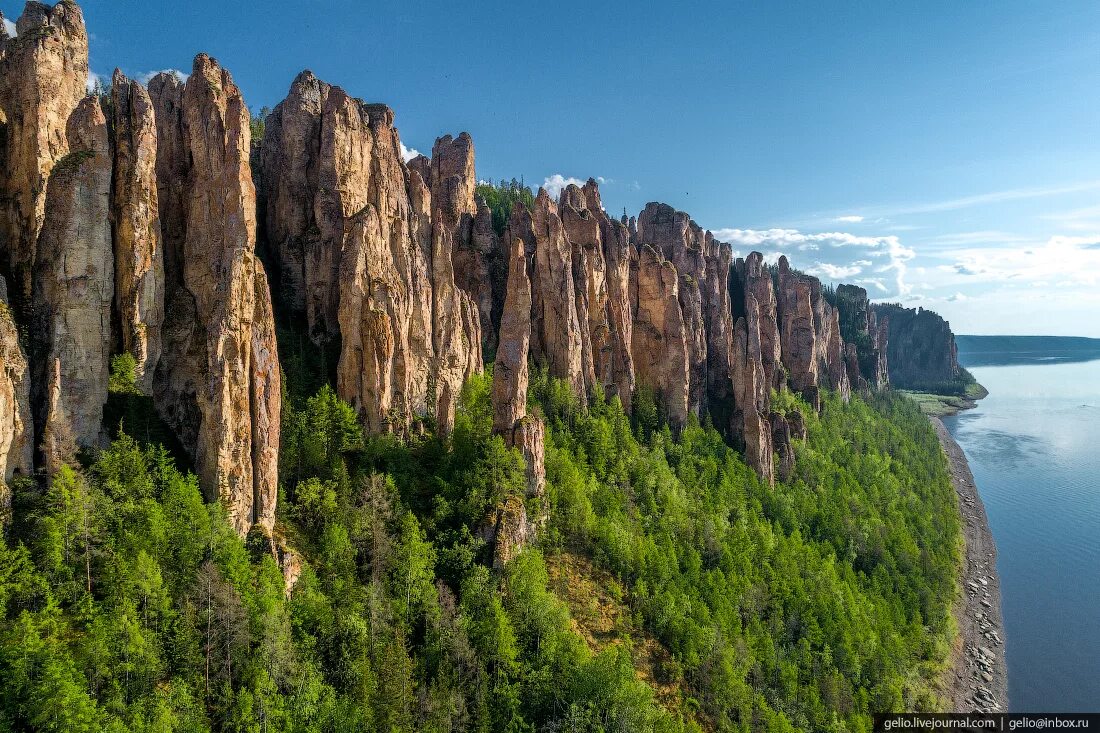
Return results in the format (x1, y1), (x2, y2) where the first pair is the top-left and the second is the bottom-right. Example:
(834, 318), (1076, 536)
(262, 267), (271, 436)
(0, 367), (960, 732)
(475, 179), (536, 236)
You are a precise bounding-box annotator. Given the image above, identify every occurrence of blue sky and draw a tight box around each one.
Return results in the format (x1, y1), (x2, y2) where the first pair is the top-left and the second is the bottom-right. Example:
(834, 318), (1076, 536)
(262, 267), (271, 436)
(6, 0), (1100, 336)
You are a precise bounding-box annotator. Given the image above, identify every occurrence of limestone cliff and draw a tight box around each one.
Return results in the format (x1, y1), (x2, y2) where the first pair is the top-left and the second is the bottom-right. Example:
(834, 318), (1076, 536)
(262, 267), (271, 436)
(776, 256), (851, 409)
(486, 236), (546, 567)
(149, 56), (280, 535)
(0, 279), (32, 482)
(0, 0), (975, 511)
(872, 303), (962, 389)
(111, 69), (164, 392)
(261, 76), (484, 437)
(836, 284), (888, 390)
(31, 96), (112, 471)
(631, 244), (690, 427)
(0, 0), (89, 310)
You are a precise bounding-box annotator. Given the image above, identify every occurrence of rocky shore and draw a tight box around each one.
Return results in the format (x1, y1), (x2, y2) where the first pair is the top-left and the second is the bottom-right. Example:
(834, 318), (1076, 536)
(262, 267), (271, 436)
(932, 416), (1008, 713)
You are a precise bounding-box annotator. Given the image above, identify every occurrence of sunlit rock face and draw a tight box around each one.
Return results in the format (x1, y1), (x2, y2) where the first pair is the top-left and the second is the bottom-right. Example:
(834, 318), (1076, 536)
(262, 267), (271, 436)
(149, 56), (281, 536)
(32, 97), (112, 471)
(0, 0), (89, 311)
(111, 69), (165, 392)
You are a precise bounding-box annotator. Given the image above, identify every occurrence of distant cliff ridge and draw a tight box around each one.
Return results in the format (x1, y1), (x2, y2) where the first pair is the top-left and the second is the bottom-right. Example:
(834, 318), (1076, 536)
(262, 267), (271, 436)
(872, 303), (975, 393)
(0, 1), (964, 539)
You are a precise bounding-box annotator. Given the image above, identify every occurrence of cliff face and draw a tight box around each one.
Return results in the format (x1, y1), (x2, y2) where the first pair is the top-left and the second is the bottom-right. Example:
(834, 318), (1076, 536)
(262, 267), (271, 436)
(872, 303), (962, 389)
(775, 256), (851, 409)
(836, 284), (888, 391)
(149, 56), (281, 535)
(0, 279), (32, 483)
(31, 97), (113, 470)
(0, 0), (89, 310)
(0, 2), (972, 542)
(261, 76), (482, 436)
(486, 236), (546, 567)
(111, 69), (164, 392)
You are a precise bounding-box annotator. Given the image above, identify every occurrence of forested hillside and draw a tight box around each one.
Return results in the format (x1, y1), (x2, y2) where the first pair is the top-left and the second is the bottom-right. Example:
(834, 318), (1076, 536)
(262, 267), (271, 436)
(0, 6), (966, 731)
(0, 361), (960, 732)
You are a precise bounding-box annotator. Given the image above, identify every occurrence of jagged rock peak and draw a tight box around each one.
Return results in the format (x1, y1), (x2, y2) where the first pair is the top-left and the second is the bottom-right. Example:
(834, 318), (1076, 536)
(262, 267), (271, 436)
(492, 238), (532, 435)
(111, 68), (165, 392)
(0, 0), (89, 309)
(529, 187), (586, 396)
(150, 53), (280, 536)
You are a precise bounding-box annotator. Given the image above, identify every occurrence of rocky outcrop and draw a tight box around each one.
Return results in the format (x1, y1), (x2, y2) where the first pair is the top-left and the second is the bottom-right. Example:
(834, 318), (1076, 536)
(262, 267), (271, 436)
(776, 256), (850, 409)
(636, 203), (709, 417)
(149, 55), (280, 536)
(421, 133), (484, 434)
(486, 236), (546, 567)
(734, 252), (783, 392)
(431, 134), (495, 353)
(836, 284), (888, 390)
(872, 303), (961, 389)
(491, 238), (545, 504)
(492, 238), (532, 435)
(529, 189), (586, 396)
(559, 182), (638, 407)
(31, 96), (112, 470)
(478, 494), (531, 570)
(259, 70), (333, 340)
(631, 244), (689, 427)
(111, 69), (164, 391)
(0, 279), (32, 482)
(261, 72), (476, 436)
(0, 0), (89, 310)
(730, 294), (774, 485)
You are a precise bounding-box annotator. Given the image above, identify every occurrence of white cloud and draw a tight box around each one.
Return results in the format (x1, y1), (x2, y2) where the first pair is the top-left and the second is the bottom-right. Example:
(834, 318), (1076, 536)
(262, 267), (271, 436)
(86, 71), (104, 93)
(3, 16), (16, 37)
(138, 69), (190, 85)
(946, 293), (969, 302)
(542, 174), (584, 198)
(399, 142), (421, 163)
(808, 263), (864, 279)
(941, 234), (1100, 288)
(712, 227), (915, 297)
(835, 215), (864, 223)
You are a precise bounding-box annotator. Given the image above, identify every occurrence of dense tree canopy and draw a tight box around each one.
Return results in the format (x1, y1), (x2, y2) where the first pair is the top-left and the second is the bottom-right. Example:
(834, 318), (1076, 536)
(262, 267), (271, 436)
(0, 353), (960, 731)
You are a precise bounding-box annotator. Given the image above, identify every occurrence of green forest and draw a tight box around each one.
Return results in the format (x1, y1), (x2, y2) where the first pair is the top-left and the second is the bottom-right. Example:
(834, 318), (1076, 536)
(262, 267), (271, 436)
(0, 328), (962, 732)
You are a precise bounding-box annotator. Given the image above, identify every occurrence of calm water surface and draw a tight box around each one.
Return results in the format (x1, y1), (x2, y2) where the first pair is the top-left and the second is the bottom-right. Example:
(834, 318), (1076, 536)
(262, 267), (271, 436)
(943, 355), (1100, 712)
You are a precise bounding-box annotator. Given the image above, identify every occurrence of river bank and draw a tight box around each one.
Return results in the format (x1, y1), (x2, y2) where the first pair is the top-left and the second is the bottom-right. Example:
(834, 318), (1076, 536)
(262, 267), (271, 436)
(932, 416), (1008, 712)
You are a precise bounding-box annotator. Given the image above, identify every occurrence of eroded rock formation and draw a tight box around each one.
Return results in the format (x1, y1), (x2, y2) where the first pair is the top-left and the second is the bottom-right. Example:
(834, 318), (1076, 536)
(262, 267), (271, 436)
(872, 303), (961, 389)
(0, 0), (89, 310)
(488, 236), (546, 556)
(0, 1), (974, 526)
(632, 244), (690, 427)
(149, 56), (280, 535)
(0, 279), (32, 483)
(776, 256), (851, 409)
(111, 69), (164, 391)
(32, 96), (112, 470)
(261, 74), (482, 436)
(836, 284), (888, 390)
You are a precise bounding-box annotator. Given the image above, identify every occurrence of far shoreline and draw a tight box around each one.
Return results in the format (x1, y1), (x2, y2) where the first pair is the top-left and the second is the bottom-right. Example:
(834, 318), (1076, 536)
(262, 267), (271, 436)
(930, 399), (1008, 713)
